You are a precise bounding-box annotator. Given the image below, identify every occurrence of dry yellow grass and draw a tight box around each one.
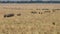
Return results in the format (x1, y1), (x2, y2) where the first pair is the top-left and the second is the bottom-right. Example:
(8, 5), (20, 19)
(0, 3), (60, 34)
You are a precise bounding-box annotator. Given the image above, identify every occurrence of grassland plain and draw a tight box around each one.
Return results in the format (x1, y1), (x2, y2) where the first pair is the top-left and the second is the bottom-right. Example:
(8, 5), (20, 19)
(0, 3), (60, 34)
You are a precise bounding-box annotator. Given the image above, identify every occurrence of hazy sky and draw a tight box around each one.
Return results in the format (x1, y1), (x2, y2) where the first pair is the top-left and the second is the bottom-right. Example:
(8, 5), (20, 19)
(0, 0), (60, 1)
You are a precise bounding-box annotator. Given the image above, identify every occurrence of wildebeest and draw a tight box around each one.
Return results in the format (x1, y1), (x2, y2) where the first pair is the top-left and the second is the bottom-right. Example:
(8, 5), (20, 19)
(52, 22), (55, 25)
(39, 12), (43, 14)
(4, 14), (14, 18)
(44, 10), (51, 13)
(17, 13), (21, 16)
(42, 9), (49, 10)
(31, 11), (37, 14)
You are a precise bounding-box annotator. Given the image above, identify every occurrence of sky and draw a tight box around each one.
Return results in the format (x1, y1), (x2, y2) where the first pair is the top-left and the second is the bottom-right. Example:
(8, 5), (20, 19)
(0, 0), (60, 1)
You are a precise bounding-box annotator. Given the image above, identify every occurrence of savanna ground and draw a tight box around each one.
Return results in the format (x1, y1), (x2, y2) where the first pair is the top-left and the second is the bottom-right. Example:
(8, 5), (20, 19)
(0, 3), (60, 34)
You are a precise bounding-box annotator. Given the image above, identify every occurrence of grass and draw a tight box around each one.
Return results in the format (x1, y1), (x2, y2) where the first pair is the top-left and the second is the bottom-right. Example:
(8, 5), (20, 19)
(0, 3), (60, 34)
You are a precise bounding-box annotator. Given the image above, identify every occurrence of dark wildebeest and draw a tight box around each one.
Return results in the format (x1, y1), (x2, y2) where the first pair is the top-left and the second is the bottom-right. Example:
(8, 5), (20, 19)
(31, 11), (37, 14)
(17, 13), (21, 16)
(4, 14), (14, 18)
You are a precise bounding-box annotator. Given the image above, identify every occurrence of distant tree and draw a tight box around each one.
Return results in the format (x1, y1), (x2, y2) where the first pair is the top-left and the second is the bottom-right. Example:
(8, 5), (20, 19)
(38, 0), (41, 1)
(31, 0), (32, 1)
